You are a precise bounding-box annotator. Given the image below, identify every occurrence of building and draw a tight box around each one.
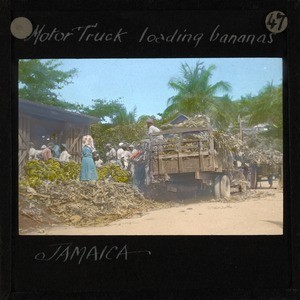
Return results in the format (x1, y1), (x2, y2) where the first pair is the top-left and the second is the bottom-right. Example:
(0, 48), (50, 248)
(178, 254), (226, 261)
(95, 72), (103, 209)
(18, 99), (99, 173)
(169, 114), (189, 125)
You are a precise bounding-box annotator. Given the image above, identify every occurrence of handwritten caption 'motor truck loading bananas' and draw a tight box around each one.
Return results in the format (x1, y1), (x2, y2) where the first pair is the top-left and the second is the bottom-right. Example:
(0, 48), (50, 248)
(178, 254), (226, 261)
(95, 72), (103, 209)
(24, 23), (274, 47)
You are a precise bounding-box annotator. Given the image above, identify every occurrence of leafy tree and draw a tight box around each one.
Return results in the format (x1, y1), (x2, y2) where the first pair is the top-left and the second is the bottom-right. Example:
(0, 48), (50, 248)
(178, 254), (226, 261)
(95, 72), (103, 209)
(91, 121), (147, 160)
(19, 59), (78, 109)
(249, 83), (282, 130)
(209, 94), (240, 130)
(137, 114), (163, 126)
(163, 62), (231, 118)
(237, 83), (282, 138)
(83, 98), (138, 125)
(111, 106), (137, 125)
(83, 98), (125, 122)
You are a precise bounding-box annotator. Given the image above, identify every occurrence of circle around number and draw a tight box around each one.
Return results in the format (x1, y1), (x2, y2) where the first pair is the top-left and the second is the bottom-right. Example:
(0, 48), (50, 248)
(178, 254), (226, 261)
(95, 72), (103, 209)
(10, 17), (33, 39)
(265, 11), (288, 34)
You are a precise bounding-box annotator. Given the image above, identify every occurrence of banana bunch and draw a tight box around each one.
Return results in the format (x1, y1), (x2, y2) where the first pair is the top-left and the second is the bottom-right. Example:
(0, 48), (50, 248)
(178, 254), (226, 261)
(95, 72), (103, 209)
(21, 160), (130, 189)
(61, 161), (81, 180)
(21, 159), (81, 188)
(45, 159), (63, 181)
(97, 163), (131, 183)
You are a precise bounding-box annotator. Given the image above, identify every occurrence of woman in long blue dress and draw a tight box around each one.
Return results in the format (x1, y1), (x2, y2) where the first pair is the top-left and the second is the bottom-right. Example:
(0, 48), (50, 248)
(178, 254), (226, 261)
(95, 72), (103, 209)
(80, 135), (98, 181)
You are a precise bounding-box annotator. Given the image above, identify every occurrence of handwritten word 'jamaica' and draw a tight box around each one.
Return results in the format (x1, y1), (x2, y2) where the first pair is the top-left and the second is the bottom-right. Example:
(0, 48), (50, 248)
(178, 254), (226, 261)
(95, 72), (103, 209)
(34, 243), (151, 265)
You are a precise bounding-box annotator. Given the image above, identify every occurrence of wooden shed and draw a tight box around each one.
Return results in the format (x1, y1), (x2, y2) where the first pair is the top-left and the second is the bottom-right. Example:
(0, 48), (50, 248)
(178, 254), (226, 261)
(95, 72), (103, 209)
(18, 99), (99, 173)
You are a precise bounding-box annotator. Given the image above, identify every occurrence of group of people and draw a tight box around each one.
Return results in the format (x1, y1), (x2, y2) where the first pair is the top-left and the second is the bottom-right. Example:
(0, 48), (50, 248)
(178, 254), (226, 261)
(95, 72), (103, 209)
(105, 142), (136, 169)
(28, 142), (71, 163)
(80, 118), (163, 189)
(27, 119), (163, 189)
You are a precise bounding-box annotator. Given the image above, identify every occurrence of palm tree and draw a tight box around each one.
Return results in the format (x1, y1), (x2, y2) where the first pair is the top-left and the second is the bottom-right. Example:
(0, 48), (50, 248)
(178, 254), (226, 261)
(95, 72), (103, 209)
(247, 82), (282, 131)
(112, 106), (137, 125)
(235, 82), (282, 141)
(162, 62), (232, 118)
(209, 94), (239, 130)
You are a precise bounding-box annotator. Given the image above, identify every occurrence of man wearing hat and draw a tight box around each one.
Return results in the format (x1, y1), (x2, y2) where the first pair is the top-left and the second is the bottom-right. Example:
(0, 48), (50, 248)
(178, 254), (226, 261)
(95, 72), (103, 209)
(146, 118), (163, 140)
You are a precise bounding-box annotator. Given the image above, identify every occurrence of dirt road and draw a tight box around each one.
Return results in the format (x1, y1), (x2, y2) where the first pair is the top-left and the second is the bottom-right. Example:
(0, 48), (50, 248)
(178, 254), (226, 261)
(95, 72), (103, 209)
(22, 185), (283, 236)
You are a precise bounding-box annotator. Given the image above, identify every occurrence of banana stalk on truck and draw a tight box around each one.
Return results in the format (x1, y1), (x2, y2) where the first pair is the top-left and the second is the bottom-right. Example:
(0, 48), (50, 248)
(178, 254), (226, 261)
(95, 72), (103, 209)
(147, 125), (243, 199)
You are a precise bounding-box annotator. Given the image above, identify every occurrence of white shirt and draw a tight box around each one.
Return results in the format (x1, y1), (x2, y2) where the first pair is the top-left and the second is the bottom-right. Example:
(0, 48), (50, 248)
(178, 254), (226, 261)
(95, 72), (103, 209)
(28, 147), (36, 160)
(59, 150), (71, 162)
(95, 159), (103, 168)
(148, 125), (163, 140)
(122, 150), (131, 161)
(106, 148), (116, 160)
(117, 148), (125, 160)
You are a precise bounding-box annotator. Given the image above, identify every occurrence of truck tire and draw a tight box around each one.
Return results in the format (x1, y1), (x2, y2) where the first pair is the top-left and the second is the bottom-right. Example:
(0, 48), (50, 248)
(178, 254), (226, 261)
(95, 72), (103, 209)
(213, 176), (221, 199)
(220, 175), (230, 198)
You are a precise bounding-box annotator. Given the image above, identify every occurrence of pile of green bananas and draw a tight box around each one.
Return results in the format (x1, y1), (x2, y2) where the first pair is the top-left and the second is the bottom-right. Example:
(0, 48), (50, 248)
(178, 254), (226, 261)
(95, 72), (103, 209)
(20, 160), (131, 188)
(97, 163), (131, 183)
(20, 159), (81, 188)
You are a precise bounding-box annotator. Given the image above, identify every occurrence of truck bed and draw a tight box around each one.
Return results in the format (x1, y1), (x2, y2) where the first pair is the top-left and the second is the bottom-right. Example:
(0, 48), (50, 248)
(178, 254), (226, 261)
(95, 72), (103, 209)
(150, 127), (221, 175)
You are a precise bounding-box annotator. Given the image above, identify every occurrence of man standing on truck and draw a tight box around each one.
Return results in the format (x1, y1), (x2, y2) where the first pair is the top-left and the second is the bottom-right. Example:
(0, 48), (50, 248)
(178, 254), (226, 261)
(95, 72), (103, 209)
(146, 118), (163, 140)
(146, 118), (170, 182)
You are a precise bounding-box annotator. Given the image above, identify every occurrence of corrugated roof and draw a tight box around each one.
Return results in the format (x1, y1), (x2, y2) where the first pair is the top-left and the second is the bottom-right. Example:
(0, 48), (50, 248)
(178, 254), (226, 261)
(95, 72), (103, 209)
(19, 99), (99, 124)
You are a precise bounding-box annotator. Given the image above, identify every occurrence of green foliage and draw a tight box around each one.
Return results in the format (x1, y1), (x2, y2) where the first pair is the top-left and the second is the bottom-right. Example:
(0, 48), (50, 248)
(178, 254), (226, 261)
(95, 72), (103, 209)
(91, 122), (147, 160)
(82, 98), (137, 125)
(111, 106), (137, 125)
(209, 95), (240, 130)
(237, 83), (282, 139)
(83, 98), (125, 121)
(19, 59), (80, 109)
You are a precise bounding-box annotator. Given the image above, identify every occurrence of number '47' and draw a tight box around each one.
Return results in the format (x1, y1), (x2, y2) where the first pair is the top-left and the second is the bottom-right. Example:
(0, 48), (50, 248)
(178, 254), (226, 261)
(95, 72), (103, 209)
(267, 12), (286, 31)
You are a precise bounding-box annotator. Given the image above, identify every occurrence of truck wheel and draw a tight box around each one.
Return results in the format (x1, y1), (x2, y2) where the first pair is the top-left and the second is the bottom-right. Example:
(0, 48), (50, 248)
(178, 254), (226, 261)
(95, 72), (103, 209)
(213, 176), (221, 199)
(220, 175), (230, 198)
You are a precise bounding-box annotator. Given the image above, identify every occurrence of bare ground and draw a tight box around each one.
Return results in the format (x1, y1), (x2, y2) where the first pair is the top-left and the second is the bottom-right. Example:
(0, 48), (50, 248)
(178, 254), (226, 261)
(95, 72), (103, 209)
(20, 181), (283, 236)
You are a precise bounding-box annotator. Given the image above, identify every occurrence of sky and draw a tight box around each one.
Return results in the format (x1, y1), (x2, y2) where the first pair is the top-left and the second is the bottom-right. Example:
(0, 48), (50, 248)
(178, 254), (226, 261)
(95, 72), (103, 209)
(57, 58), (282, 118)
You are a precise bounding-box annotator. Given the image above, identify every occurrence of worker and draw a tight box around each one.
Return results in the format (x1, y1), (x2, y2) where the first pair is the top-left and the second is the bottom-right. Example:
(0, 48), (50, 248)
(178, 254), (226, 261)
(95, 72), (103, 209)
(59, 144), (71, 163)
(130, 144), (147, 191)
(95, 157), (104, 168)
(146, 118), (163, 140)
(41, 143), (52, 161)
(105, 143), (117, 163)
(51, 143), (61, 158)
(28, 142), (43, 160)
(121, 143), (132, 170)
(128, 144), (137, 155)
(117, 142), (125, 165)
